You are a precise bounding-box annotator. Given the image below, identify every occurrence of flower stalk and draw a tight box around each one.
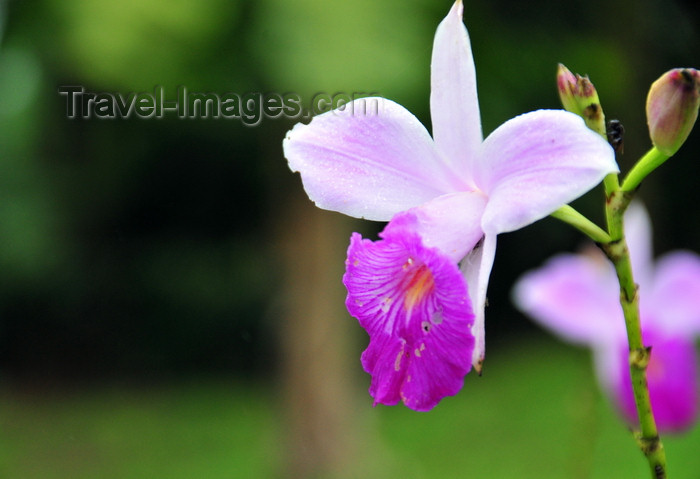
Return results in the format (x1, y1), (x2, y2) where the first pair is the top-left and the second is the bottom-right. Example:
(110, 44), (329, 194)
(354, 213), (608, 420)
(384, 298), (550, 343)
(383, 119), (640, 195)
(550, 205), (611, 243)
(592, 146), (668, 479)
(601, 214), (667, 478)
(554, 64), (670, 477)
(621, 147), (671, 193)
(603, 168), (666, 477)
(610, 74), (697, 475)
(556, 185), (668, 477)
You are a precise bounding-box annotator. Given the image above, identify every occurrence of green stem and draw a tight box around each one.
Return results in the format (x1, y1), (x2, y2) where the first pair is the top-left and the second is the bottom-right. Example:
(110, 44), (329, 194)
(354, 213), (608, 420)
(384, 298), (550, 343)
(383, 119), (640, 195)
(603, 172), (620, 197)
(602, 193), (667, 479)
(550, 205), (611, 243)
(602, 173), (620, 234)
(621, 147), (671, 193)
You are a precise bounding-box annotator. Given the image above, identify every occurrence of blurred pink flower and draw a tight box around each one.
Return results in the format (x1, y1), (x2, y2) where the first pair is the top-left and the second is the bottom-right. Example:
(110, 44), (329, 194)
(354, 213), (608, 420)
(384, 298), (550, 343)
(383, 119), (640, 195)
(284, 0), (617, 410)
(514, 203), (700, 432)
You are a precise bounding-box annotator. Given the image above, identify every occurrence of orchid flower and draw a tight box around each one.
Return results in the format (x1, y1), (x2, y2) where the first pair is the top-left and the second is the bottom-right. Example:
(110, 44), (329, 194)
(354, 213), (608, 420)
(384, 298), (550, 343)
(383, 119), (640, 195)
(513, 203), (700, 432)
(283, 0), (617, 410)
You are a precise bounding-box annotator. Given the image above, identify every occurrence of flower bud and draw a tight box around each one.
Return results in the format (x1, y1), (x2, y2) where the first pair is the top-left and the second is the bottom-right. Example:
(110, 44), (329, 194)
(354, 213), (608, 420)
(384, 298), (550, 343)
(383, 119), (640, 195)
(646, 68), (700, 156)
(556, 64), (606, 137)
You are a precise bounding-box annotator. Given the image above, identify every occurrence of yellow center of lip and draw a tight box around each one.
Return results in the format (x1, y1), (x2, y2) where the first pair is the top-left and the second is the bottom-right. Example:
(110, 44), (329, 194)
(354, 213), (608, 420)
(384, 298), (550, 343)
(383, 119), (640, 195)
(403, 263), (435, 312)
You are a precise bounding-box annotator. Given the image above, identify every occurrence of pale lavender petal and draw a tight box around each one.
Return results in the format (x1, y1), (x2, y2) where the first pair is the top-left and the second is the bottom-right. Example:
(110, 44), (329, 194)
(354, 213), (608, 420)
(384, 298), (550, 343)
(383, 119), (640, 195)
(614, 328), (699, 433)
(284, 98), (462, 221)
(476, 110), (618, 235)
(513, 250), (625, 345)
(646, 251), (700, 336)
(625, 202), (654, 288)
(343, 227), (474, 411)
(383, 192), (487, 263)
(430, 0), (482, 176)
(460, 233), (497, 372)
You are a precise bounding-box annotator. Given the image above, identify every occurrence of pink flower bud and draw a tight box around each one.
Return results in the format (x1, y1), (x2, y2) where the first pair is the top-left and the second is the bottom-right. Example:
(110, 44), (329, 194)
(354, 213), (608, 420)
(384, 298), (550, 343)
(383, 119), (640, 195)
(646, 68), (700, 155)
(557, 64), (606, 136)
(557, 64), (583, 115)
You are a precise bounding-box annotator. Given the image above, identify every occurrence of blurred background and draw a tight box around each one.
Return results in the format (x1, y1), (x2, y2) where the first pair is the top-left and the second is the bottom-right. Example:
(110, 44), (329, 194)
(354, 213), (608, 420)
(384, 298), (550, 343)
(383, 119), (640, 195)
(1, 0), (699, 477)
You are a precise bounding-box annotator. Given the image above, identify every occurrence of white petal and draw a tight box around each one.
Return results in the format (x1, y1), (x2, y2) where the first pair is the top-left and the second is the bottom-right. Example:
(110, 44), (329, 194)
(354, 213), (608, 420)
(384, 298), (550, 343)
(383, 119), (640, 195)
(476, 110), (618, 235)
(384, 191), (487, 263)
(430, 0), (482, 177)
(460, 233), (497, 372)
(284, 98), (461, 221)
